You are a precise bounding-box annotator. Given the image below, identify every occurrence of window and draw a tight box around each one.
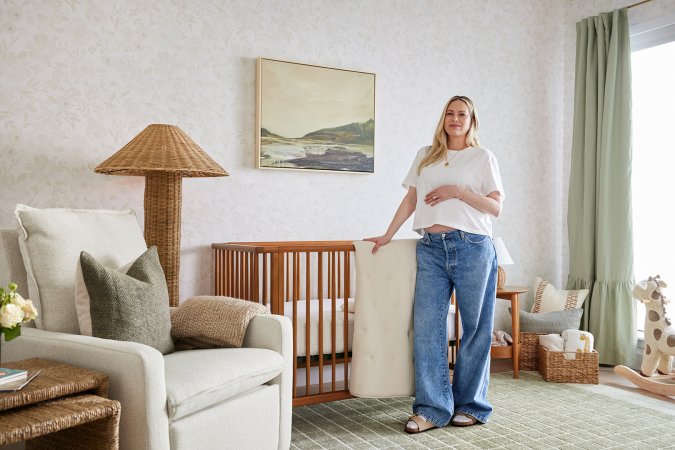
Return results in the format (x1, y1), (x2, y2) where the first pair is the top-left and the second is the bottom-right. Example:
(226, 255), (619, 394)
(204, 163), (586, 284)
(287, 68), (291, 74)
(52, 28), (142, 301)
(631, 15), (675, 334)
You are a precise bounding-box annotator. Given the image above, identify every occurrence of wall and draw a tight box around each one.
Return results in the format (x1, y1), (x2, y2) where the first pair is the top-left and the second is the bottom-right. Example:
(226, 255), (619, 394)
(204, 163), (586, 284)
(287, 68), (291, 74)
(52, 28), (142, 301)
(0, 0), (566, 304)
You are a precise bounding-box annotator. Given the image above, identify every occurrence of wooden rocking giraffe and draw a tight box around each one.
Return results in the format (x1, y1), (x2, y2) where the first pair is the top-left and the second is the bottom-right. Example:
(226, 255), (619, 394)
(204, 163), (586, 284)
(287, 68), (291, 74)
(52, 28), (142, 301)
(615, 275), (675, 397)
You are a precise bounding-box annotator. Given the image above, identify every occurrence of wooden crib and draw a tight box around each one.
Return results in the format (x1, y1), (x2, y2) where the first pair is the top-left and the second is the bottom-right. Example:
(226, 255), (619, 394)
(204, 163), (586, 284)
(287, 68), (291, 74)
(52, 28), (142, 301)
(212, 241), (356, 406)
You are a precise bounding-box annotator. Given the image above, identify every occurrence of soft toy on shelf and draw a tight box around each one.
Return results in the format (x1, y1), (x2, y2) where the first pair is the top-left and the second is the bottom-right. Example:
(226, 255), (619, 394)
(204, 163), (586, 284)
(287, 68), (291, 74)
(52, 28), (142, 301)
(614, 275), (675, 397)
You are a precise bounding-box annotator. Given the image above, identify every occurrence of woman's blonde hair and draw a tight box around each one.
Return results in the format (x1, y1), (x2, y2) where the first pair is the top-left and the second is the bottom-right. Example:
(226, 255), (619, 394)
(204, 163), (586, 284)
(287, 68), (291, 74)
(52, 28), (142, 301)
(418, 95), (480, 174)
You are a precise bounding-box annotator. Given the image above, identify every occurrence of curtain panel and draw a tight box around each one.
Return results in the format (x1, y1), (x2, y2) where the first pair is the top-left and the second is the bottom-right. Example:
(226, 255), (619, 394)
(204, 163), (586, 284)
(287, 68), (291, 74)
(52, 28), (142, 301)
(567, 8), (636, 366)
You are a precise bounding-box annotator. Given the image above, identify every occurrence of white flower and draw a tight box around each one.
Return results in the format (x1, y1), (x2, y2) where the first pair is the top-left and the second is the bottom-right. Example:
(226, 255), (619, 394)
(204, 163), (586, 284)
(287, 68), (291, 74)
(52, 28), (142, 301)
(0, 303), (25, 328)
(10, 293), (37, 322)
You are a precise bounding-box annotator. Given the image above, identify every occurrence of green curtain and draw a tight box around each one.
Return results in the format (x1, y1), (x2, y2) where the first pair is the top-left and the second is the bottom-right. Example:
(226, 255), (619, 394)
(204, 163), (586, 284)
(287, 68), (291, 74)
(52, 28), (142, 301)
(567, 8), (635, 366)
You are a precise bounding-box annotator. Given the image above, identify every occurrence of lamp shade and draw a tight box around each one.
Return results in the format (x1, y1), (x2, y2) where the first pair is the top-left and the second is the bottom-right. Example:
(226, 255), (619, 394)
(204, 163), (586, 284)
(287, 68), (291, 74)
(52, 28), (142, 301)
(493, 237), (513, 289)
(493, 237), (514, 265)
(95, 124), (228, 177)
(95, 124), (228, 306)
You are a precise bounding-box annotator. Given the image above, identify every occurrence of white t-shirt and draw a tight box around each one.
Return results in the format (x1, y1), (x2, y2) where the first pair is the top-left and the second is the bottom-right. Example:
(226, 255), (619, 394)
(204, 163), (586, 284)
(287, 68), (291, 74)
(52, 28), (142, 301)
(402, 145), (504, 236)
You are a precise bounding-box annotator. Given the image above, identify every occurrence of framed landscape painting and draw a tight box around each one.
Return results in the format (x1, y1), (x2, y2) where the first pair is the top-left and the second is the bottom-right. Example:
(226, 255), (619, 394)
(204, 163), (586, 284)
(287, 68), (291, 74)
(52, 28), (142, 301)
(256, 58), (375, 173)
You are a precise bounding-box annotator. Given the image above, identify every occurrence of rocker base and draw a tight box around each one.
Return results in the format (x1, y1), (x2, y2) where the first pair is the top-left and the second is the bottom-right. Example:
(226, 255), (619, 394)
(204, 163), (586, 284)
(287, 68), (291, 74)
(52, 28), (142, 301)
(614, 365), (675, 397)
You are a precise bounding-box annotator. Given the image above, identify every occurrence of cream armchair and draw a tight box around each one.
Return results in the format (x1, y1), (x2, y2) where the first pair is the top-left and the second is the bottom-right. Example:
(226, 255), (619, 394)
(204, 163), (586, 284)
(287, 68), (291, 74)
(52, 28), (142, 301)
(1, 228), (293, 450)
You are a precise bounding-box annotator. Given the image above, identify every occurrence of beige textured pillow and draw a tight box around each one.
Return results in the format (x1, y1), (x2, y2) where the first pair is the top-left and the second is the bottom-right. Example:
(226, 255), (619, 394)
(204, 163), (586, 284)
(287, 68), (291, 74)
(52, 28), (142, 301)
(531, 277), (589, 313)
(171, 296), (268, 349)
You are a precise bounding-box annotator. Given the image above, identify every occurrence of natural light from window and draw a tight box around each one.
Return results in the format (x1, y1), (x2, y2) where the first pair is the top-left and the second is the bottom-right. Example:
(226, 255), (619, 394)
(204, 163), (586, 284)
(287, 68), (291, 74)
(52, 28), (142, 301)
(631, 39), (675, 332)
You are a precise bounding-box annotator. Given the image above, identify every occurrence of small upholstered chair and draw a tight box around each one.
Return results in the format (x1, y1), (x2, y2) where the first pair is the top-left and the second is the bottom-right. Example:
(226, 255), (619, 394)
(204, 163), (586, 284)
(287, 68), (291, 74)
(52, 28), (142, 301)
(0, 206), (292, 450)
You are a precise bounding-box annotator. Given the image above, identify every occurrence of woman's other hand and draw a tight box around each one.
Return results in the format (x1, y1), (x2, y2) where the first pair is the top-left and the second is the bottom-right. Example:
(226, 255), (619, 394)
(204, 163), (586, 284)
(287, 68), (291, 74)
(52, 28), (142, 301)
(364, 235), (391, 254)
(424, 184), (465, 206)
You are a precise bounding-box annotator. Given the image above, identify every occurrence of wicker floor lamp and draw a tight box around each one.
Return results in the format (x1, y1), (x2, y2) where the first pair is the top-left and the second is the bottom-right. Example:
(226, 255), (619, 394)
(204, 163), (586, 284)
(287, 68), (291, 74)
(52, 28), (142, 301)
(95, 124), (228, 306)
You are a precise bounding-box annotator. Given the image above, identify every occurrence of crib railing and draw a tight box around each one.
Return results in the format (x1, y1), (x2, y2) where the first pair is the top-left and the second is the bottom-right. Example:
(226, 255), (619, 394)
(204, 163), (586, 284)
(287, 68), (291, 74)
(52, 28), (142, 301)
(212, 241), (356, 406)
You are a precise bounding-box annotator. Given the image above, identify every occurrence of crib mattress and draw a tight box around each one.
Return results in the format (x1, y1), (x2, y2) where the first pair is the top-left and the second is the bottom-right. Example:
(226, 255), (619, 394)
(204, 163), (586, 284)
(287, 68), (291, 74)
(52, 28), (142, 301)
(282, 299), (353, 357)
(281, 298), (458, 358)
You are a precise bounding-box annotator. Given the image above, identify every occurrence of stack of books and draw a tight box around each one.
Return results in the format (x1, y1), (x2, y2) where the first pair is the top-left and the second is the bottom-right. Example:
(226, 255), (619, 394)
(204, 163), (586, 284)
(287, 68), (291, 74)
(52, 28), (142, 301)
(0, 367), (40, 392)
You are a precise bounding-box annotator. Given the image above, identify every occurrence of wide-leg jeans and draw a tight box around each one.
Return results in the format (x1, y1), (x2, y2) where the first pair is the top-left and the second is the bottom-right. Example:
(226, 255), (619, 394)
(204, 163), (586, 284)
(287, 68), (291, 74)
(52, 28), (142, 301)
(412, 230), (497, 426)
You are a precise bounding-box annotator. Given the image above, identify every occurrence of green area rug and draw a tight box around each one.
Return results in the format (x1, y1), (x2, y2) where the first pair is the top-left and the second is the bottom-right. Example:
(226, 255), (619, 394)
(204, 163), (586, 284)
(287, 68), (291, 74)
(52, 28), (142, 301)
(291, 372), (675, 449)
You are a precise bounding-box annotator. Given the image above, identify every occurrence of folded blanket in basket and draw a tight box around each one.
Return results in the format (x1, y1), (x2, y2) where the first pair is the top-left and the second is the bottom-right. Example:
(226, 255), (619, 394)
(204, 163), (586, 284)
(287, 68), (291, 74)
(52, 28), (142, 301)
(538, 330), (595, 360)
(171, 296), (268, 349)
(562, 330), (594, 360)
(539, 333), (564, 352)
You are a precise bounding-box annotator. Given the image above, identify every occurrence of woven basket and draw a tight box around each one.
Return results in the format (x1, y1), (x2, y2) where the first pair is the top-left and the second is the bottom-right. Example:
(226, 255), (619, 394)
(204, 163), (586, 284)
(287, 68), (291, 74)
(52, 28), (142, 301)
(519, 332), (546, 371)
(538, 345), (599, 384)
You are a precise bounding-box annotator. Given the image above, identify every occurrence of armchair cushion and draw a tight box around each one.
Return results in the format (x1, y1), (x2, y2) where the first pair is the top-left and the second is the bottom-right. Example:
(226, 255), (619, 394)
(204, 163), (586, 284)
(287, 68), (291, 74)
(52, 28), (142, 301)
(171, 296), (268, 349)
(80, 247), (174, 355)
(164, 347), (284, 421)
(14, 204), (147, 333)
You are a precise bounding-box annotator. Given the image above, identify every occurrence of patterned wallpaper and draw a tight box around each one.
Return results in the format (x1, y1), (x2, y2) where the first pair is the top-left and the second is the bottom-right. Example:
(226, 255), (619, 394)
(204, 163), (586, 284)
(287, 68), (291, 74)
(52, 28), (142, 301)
(2, 0), (651, 319)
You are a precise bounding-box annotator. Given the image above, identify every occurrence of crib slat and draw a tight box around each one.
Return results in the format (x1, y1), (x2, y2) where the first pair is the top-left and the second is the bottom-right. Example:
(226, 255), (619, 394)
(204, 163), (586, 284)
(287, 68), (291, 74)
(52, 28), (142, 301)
(293, 251), (300, 302)
(247, 252), (252, 300)
(270, 253), (279, 315)
(241, 251), (246, 298)
(213, 250), (225, 295)
(317, 251), (324, 394)
(331, 251), (337, 392)
(304, 252), (311, 395)
(343, 250), (350, 389)
(222, 250), (227, 295)
(262, 254), (268, 307)
(229, 251), (234, 297)
(286, 254), (291, 320)
(305, 253), (311, 308)
(249, 252), (253, 301)
(305, 260), (311, 396)
(252, 253), (259, 303)
(292, 252), (298, 399)
(241, 252), (245, 299)
(225, 250), (235, 297)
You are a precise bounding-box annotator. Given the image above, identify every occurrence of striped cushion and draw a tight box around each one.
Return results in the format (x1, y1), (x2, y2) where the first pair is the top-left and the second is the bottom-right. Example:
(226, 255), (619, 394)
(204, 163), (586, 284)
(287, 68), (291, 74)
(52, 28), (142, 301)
(530, 277), (588, 313)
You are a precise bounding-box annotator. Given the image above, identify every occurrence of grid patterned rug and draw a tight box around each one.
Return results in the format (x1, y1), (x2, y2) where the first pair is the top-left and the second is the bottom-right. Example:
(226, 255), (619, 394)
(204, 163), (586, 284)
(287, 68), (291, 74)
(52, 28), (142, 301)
(291, 372), (675, 449)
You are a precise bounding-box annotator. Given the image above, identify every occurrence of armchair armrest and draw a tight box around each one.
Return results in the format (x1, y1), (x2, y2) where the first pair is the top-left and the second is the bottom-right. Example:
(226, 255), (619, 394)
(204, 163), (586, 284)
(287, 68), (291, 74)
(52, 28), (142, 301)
(3, 327), (170, 450)
(243, 314), (292, 450)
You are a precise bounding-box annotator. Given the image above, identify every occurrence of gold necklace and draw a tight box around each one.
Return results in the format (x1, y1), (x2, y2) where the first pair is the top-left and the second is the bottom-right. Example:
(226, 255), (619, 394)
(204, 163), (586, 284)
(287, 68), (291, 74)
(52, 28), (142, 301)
(445, 149), (461, 166)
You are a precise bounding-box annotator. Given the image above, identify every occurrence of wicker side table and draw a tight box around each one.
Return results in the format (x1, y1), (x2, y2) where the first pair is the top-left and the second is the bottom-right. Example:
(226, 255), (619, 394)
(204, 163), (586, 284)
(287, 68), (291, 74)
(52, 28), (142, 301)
(0, 358), (121, 449)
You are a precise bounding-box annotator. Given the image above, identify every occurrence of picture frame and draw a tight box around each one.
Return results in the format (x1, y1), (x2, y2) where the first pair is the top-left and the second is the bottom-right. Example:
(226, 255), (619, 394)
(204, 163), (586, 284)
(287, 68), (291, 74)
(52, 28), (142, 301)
(256, 58), (375, 173)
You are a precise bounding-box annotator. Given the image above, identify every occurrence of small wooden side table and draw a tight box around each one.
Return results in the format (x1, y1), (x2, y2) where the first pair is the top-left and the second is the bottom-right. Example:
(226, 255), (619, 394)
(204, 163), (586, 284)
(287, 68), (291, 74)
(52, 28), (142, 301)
(453, 286), (528, 379)
(0, 358), (121, 449)
(493, 286), (528, 379)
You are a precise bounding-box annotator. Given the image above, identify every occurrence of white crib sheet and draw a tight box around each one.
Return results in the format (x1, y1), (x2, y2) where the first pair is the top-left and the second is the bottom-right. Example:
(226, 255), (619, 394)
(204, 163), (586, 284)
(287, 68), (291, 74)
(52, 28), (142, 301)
(282, 299), (354, 357)
(282, 298), (458, 358)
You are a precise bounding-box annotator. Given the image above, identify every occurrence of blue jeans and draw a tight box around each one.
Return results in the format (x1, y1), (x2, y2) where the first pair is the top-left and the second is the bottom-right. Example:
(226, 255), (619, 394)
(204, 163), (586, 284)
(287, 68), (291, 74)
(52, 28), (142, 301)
(412, 230), (497, 426)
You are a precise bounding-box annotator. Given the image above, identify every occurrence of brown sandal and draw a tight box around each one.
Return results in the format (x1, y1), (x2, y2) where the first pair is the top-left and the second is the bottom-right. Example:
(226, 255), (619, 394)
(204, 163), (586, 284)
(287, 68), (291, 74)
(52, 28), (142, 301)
(451, 412), (477, 427)
(404, 415), (437, 434)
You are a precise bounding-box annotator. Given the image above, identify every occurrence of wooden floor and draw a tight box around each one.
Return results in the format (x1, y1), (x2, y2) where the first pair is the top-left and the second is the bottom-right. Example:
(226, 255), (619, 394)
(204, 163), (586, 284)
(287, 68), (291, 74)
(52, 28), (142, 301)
(490, 359), (675, 415)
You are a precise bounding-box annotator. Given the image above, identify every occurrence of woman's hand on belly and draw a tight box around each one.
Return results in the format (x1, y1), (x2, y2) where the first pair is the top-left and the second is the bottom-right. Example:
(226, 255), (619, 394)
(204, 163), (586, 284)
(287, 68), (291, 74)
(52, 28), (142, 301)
(425, 184), (466, 206)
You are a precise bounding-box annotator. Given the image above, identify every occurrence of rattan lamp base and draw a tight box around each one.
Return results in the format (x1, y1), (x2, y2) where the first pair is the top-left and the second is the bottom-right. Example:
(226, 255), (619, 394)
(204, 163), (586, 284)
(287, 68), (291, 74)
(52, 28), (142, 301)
(144, 172), (182, 307)
(497, 265), (506, 288)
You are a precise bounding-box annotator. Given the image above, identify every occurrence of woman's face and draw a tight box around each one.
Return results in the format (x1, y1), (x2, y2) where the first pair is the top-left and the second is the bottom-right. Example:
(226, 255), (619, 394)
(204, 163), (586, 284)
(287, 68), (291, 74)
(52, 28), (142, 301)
(444, 99), (472, 140)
